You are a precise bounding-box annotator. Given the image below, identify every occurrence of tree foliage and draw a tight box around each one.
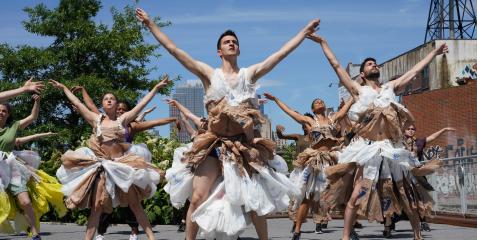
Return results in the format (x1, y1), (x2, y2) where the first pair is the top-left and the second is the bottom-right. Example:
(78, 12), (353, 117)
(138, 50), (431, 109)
(0, 0), (183, 224)
(0, 0), (172, 154)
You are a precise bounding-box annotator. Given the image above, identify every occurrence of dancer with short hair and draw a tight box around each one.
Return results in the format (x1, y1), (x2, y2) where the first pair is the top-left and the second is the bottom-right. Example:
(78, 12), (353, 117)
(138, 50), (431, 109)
(308, 32), (448, 240)
(137, 7), (319, 240)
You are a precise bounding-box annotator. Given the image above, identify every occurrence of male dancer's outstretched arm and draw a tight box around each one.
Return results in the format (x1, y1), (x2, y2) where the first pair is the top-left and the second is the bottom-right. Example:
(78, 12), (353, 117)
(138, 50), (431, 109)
(137, 8), (320, 85)
(247, 19), (321, 83)
(307, 34), (361, 98)
(391, 44), (447, 91)
(136, 8), (214, 88)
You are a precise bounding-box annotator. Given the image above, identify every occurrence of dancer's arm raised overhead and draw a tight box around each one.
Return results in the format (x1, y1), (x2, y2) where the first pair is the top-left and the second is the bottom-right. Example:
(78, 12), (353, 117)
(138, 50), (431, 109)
(264, 92), (313, 126)
(0, 77), (45, 102)
(248, 19), (320, 83)
(120, 76), (171, 125)
(71, 86), (100, 114)
(330, 97), (354, 123)
(391, 44), (448, 92)
(15, 132), (57, 146)
(136, 8), (214, 88)
(130, 117), (179, 135)
(426, 127), (455, 143)
(165, 98), (202, 128)
(135, 106), (156, 122)
(19, 94), (41, 130)
(276, 125), (301, 141)
(49, 80), (99, 125)
(307, 34), (361, 98)
(179, 112), (197, 137)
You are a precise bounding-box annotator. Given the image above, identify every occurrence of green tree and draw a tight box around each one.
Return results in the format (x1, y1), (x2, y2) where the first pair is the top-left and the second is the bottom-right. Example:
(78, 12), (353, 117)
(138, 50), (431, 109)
(281, 142), (297, 170)
(0, 0), (178, 223)
(0, 0), (172, 155)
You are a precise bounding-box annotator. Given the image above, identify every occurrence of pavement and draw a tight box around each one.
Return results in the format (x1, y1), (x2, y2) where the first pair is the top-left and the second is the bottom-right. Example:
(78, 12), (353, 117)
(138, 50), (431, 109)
(1, 218), (477, 239)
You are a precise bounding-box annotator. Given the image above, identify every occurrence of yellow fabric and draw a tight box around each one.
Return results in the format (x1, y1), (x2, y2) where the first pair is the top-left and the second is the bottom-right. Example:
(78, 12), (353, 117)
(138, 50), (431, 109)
(1, 170), (66, 234)
(27, 170), (67, 231)
(0, 191), (14, 233)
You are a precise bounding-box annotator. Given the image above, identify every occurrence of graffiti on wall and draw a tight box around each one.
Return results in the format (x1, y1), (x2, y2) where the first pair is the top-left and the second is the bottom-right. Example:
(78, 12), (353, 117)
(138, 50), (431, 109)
(423, 138), (477, 160)
(444, 138), (477, 158)
(462, 63), (477, 78)
(424, 145), (444, 160)
(456, 63), (477, 84)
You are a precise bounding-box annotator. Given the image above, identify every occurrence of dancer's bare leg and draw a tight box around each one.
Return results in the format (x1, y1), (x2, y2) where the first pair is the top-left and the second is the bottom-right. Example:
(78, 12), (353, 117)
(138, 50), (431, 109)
(16, 192), (38, 236)
(251, 211), (268, 240)
(400, 198), (422, 239)
(128, 191), (155, 240)
(343, 167), (363, 240)
(186, 156), (220, 240)
(294, 198), (311, 233)
(84, 205), (103, 240)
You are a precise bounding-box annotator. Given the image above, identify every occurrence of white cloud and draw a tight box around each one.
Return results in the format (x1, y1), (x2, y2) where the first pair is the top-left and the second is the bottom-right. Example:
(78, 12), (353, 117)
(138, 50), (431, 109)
(168, 7), (425, 28)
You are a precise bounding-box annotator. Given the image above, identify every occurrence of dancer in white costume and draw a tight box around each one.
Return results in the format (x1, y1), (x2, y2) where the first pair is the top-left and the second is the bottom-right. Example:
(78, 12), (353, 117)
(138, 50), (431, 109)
(0, 94), (66, 240)
(50, 77), (169, 240)
(307, 32), (448, 240)
(94, 100), (178, 240)
(264, 92), (353, 240)
(164, 99), (204, 233)
(137, 7), (319, 240)
(0, 79), (45, 238)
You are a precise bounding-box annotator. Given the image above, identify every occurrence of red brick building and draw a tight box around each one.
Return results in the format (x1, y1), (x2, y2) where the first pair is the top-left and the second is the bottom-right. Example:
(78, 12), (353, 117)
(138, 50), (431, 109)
(402, 82), (477, 159)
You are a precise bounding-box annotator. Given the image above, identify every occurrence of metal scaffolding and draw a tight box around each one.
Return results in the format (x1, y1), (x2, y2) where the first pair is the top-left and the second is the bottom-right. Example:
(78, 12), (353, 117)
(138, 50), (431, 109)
(425, 0), (477, 42)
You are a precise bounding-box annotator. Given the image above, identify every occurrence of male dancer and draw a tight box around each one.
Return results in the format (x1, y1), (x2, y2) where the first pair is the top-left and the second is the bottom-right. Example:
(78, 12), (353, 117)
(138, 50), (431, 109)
(136, 7), (319, 240)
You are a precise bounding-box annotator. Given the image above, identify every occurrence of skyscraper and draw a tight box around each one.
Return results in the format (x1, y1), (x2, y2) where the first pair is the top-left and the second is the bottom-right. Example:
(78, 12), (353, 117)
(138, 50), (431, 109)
(169, 80), (205, 143)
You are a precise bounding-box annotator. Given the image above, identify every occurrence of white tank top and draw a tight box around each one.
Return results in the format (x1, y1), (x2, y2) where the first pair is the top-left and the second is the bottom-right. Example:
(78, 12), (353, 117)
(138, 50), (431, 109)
(203, 68), (258, 106)
(347, 83), (405, 122)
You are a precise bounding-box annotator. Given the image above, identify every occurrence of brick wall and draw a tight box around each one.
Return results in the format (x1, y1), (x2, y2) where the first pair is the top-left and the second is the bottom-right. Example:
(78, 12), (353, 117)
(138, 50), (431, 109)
(402, 82), (477, 158)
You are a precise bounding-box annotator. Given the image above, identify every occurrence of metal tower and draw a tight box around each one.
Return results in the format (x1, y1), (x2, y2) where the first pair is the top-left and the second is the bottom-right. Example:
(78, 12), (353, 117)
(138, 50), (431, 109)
(425, 0), (477, 42)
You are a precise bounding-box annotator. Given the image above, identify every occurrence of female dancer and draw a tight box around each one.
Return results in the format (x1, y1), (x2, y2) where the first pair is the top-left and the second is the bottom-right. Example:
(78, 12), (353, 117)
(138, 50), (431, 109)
(71, 86), (157, 123)
(400, 125), (455, 233)
(137, 7), (319, 239)
(0, 78), (45, 235)
(0, 95), (66, 240)
(96, 100), (179, 240)
(264, 92), (352, 240)
(308, 32), (447, 240)
(51, 77), (169, 240)
(164, 99), (203, 233)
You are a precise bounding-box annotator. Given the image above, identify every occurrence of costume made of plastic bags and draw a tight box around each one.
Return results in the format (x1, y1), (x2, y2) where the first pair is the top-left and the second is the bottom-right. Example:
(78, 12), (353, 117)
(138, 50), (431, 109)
(324, 83), (439, 222)
(164, 68), (297, 239)
(0, 151), (67, 234)
(56, 115), (161, 214)
(288, 120), (341, 223)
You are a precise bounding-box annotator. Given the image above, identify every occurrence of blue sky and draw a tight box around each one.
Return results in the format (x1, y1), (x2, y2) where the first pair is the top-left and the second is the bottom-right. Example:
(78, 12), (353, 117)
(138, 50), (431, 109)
(0, 0), (430, 136)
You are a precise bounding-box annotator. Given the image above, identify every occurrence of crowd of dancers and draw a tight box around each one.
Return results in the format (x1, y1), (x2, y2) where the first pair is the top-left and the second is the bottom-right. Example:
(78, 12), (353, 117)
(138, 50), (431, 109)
(0, 6), (457, 240)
